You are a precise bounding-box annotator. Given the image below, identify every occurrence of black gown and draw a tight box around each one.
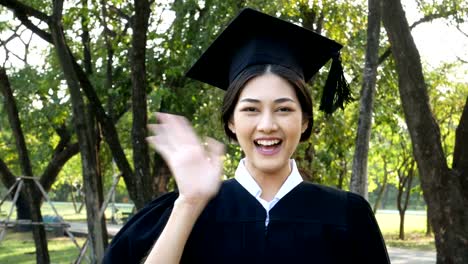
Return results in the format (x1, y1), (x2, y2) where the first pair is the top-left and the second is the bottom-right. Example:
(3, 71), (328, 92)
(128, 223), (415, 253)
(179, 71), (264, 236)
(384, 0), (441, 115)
(103, 179), (390, 263)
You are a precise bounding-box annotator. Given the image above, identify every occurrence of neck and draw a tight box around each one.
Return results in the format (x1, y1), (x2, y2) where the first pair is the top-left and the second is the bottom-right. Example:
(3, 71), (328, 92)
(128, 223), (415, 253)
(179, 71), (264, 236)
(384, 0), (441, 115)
(245, 160), (291, 202)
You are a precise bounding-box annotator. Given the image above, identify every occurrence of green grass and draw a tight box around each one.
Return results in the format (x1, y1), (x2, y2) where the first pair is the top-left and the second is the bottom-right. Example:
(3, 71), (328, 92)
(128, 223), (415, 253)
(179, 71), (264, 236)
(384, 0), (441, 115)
(375, 211), (435, 251)
(383, 232), (435, 251)
(0, 231), (86, 264)
(0, 201), (130, 263)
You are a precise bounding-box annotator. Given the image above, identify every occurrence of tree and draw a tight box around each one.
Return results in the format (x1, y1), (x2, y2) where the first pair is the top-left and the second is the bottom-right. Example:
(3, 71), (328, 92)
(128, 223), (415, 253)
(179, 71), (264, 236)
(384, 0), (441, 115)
(0, 67), (50, 263)
(395, 152), (416, 240)
(49, 0), (108, 261)
(382, 0), (468, 262)
(349, 0), (381, 199)
(130, 0), (153, 206)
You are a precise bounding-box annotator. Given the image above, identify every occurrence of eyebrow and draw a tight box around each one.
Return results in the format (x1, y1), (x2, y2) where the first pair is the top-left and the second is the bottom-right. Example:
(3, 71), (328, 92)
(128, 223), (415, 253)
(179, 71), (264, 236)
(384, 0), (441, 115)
(239, 97), (297, 104)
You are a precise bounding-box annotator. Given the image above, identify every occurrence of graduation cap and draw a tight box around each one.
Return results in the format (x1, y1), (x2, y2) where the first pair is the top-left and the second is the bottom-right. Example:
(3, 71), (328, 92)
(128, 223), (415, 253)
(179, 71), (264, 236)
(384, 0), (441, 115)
(186, 8), (351, 114)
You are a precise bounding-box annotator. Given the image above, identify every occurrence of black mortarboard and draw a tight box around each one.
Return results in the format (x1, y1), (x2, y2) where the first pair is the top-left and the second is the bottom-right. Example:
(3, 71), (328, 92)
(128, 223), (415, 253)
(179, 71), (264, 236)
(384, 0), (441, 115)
(185, 8), (351, 113)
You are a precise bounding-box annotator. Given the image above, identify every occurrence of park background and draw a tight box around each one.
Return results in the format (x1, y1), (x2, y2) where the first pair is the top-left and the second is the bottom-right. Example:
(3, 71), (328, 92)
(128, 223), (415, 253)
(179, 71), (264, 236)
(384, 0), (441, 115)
(0, 0), (467, 263)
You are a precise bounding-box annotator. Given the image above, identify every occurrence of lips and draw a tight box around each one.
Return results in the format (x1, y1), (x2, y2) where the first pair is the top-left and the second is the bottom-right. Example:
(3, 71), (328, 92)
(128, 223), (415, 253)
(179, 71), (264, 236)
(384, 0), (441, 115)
(254, 138), (282, 155)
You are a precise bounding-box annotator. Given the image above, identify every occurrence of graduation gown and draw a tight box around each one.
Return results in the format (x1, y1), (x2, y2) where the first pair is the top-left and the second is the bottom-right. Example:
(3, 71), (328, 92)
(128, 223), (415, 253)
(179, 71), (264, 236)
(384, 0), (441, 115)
(103, 179), (390, 264)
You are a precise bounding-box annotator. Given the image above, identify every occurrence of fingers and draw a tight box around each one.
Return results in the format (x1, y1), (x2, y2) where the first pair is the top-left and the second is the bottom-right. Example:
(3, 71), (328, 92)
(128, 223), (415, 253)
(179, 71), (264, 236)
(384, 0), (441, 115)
(204, 137), (225, 171)
(146, 134), (172, 159)
(205, 137), (225, 156)
(147, 113), (225, 167)
(152, 112), (201, 146)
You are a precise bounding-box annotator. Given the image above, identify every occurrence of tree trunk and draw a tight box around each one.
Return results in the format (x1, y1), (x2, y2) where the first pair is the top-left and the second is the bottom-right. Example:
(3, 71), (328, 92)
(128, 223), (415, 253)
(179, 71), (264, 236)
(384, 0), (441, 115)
(426, 208), (432, 236)
(337, 167), (345, 190)
(336, 152), (347, 190)
(382, 0), (468, 262)
(382, 182), (390, 208)
(131, 0), (154, 203)
(453, 96), (468, 202)
(349, 0), (381, 199)
(0, 68), (35, 221)
(399, 212), (405, 240)
(49, 1), (107, 261)
(397, 160), (414, 240)
(373, 159), (388, 213)
(396, 172), (406, 239)
(0, 68), (50, 263)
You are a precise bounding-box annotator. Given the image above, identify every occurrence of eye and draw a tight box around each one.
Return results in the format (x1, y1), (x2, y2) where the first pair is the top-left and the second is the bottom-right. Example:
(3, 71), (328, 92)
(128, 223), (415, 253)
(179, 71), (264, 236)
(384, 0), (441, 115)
(240, 107), (258, 112)
(277, 107), (294, 112)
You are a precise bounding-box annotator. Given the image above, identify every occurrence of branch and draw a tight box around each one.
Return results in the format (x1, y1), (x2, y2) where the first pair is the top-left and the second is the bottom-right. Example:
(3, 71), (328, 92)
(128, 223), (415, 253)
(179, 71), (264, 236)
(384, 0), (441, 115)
(0, 24), (21, 44)
(151, 6), (167, 37)
(409, 11), (457, 30)
(80, 0), (93, 75)
(22, 26), (34, 64)
(0, 25), (20, 65)
(0, 157), (17, 188)
(350, 11), (446, 84)
(40, 142), (79, 193)
(453, 96), (468, 173)
(14, 12), (53, 43)
(380, 11), (455, 62)
(0, 0), (50, 22)
(108, 4), (131, 22)
(456, 25), (468, 38)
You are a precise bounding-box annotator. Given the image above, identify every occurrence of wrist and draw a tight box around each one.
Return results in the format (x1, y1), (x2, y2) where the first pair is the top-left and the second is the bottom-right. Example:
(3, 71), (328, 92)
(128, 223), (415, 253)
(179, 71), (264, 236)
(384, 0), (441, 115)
(174, 195), (210, 212)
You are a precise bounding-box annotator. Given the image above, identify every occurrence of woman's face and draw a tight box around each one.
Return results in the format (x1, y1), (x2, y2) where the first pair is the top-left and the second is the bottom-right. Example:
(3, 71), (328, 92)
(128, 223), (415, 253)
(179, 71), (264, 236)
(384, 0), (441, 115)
(229, 73), (308, 177)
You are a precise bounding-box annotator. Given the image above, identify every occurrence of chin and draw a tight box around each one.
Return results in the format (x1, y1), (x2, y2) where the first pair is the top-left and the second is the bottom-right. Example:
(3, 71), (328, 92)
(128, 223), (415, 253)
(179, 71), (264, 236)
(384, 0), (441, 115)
(249, 155), (290, 174)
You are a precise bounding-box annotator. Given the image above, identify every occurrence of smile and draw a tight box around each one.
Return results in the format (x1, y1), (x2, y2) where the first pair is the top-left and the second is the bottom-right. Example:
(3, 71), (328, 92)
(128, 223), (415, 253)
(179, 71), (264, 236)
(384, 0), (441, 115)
(254, 139), (282, 155)
(254, 139), (281, 146)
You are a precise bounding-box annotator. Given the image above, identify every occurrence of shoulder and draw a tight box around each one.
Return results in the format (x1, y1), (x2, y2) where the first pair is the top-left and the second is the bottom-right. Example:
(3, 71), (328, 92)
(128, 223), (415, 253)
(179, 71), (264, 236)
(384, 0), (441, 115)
(207, 178), (252, 206)
(125, 191), (179, 228)
(287, 182), (371, 225)
(295, 181), (348, 205)
(103, 192), (178, 263)
(297, 182), (369, 208)
(112, 191), (179, 238)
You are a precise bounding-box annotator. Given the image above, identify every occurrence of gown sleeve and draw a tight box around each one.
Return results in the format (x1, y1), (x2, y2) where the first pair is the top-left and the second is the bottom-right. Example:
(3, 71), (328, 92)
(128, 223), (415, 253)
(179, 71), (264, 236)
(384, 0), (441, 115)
(103, 192), (178, 264)
(347, 192), (391, 264)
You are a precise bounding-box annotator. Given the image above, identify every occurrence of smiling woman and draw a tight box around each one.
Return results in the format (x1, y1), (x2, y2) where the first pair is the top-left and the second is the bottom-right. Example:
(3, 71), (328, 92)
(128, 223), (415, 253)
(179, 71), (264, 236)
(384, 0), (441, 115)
(103, 8), (390, 264)
(228, 72), (307, 199)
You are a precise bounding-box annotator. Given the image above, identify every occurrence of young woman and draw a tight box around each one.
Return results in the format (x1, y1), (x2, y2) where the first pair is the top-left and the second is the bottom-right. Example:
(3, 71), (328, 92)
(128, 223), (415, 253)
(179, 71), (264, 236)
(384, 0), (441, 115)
(104, 8), (390, 264)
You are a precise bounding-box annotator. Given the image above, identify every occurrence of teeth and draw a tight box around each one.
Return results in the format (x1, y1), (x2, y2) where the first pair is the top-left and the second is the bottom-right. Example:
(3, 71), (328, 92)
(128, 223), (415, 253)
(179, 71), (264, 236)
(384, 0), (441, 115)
(256, 139), (280, 146)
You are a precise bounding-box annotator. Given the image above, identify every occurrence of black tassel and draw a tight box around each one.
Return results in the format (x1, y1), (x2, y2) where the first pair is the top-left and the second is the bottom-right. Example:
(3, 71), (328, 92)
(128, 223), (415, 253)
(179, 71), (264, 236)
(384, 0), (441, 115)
(319, 52), (352, 114)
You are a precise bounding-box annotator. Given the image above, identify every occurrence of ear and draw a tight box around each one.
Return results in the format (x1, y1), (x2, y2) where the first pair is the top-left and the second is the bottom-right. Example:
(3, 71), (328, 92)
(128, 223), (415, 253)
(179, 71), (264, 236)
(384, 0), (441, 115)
(301, 119), (309, 134)
(228, 121), (236, 134)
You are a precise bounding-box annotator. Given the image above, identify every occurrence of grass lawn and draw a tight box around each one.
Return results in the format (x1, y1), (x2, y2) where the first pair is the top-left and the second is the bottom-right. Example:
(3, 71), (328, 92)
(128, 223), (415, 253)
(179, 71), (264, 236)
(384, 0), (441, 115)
(376, 211), (435, 251)
(0, 231), (86, 264)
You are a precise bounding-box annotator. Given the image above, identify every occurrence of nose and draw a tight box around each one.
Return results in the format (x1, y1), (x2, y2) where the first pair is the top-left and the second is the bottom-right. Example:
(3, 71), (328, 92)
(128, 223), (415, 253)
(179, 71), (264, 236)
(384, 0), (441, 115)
(257, 112), (278, 133)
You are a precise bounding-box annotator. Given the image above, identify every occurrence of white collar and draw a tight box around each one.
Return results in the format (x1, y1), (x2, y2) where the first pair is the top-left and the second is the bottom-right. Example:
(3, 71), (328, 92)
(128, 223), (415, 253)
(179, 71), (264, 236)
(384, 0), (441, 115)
(234, 158), (303, 202)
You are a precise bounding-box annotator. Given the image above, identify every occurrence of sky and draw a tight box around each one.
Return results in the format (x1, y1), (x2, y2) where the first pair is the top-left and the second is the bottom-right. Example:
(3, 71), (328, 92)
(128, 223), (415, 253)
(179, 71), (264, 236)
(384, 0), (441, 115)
(0, 1), (467, 80)
(402, 0), (468, 75)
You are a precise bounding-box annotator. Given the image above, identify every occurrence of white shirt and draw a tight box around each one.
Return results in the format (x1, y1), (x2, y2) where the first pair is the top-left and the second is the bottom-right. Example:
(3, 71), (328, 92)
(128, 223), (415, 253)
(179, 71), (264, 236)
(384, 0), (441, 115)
(234, 158), (303, 226)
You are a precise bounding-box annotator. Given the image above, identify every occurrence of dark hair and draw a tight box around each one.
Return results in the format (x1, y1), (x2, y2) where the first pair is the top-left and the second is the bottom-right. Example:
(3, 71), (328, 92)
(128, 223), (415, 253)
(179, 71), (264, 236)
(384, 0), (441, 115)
(221, 64), (313, 142)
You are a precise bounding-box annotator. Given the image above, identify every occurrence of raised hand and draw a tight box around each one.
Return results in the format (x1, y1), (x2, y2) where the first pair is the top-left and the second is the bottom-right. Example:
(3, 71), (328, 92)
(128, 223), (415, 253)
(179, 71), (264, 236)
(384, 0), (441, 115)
(146, 112), (225, 204)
